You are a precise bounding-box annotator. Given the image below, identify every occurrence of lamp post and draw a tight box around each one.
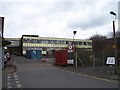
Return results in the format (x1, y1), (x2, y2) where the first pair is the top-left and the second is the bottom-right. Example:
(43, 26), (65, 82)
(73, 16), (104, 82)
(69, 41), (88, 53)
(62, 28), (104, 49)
(73, 31), (77, 41)
(110, 11), (118, 74)
(73, 31), (77, 67)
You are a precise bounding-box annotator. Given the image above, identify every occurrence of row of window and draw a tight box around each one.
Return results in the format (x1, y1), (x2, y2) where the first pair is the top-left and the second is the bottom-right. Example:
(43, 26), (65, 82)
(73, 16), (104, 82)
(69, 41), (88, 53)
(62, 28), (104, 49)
(22, 39), (92, 46)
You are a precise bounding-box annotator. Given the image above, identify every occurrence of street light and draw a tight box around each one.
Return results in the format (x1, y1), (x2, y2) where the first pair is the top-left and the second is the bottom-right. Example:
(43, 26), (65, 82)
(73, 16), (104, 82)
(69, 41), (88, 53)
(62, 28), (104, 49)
(73, 31), (77, 67)
(110, 11), (118, 74)
(73, 31), (77, 43)
(73, 31), (77, 44)
(110, 11), (117, 19)
(73, 31), (77, 35)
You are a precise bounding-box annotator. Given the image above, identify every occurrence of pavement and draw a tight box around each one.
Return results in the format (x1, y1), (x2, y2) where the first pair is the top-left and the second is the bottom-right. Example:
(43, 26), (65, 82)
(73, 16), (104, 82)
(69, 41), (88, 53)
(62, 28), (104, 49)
(2, 65), (16, 74)
(59, 65), (119, 82)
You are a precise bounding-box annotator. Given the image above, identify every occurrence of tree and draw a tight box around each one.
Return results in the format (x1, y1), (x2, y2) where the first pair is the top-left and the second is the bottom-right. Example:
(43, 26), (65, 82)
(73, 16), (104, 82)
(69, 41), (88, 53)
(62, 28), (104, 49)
(90, 34), (108, 40)
(107, 31), (120, 38)
(89, 34), (108, 55)
(89, 34), (115, 66)
(116, 31), (120, 37)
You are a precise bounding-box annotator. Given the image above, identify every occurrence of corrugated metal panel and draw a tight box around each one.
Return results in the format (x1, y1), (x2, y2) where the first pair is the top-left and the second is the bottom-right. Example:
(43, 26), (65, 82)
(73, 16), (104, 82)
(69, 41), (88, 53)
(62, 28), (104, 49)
(54, 50), (67, 65)
(36, 50), (42, 60)
(60, 50), (67, 65)
(55, 51), (61, 65)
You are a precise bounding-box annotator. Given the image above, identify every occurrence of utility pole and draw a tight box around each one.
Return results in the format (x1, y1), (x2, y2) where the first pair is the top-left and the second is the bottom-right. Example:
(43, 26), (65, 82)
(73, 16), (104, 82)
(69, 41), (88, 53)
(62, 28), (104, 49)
(75, 49), (77, 67)
(110, 11), (118, 74)
(73, 31), (77, 67)
(113, 20), (118, 74)
(93, 53), (95, 68)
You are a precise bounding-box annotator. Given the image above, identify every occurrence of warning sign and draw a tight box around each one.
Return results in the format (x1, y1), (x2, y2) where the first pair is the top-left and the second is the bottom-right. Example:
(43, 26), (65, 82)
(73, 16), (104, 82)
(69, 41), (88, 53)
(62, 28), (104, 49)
(68, 45), (73, 50)
(106, 57), (115, 65)
(67, 45), (74, 52)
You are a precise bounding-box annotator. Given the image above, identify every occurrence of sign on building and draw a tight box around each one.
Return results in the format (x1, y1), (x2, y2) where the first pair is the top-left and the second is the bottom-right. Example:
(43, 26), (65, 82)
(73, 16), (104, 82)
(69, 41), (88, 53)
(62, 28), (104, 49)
(106, 57), (115, 65)
(67, 59), (74, 64)
(42, 51), (47, 54)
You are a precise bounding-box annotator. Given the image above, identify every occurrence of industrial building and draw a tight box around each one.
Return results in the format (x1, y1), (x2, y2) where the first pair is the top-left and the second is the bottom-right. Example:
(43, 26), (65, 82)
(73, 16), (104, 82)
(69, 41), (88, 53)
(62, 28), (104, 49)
(5, 35), (92, 58)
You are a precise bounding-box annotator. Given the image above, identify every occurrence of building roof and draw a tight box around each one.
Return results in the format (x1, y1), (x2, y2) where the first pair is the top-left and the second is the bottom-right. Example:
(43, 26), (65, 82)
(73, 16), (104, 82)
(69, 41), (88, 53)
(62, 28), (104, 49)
(22, 36), (92, 42)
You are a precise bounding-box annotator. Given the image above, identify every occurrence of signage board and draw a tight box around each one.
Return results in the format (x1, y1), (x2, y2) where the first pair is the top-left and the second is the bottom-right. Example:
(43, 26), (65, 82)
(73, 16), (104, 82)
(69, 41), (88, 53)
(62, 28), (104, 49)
(67, 45), (74, 53)
(42, 51), (47, 54)
(67, 60), (74, 64)
(68, 50), (73, 53)
(106, 57), (115, 65)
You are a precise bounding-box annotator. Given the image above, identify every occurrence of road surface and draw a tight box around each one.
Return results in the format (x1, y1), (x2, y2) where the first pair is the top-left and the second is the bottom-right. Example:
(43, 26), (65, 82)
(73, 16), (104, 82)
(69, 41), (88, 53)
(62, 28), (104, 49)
(2, 55), (118, 88)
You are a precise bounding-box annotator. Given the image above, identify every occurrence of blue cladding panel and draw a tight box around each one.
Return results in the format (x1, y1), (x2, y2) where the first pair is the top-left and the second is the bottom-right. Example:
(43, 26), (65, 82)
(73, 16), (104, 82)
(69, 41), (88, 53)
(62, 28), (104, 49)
(36, 50), (42, 60)
(26, 50), (42, 60)
(30, 50), (37, 60)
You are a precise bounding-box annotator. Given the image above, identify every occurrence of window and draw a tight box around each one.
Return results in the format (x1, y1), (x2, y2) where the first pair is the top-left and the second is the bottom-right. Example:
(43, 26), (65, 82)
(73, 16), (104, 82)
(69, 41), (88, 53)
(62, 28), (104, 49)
(48, 40), (51, 44)
(75, 41), (79, 45)
(22, 39), (25, 43)
(79, 42), (84, 45)
(38, 40), (42, 43)
(55, 40), (59, 44)
(23, 39), (29, 43)
(61, 41), (66, 44)
(87, 42), (92, 46)
(79, 42), (81, 45)
(84, 42), (86, 45)
(31, 39), (38, 43)
(44, 40), (48, 44)
(49, 40), (55, 44)
(39, 40), (48, 44)
(66, 41), (72, 44)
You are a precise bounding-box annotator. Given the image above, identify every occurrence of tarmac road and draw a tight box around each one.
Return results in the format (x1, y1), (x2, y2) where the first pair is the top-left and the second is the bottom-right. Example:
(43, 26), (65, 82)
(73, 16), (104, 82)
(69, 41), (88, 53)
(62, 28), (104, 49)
(2, 55), (119, 88)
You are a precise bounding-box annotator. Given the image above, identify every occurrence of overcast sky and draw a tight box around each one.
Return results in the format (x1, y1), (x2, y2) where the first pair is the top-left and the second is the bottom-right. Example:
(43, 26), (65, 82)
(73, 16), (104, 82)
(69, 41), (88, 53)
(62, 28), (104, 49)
(0, 0), (119, 39)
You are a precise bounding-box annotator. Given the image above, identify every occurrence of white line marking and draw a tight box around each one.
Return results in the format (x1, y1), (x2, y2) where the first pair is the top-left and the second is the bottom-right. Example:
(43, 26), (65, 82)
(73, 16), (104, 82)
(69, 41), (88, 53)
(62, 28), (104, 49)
(17, 84), (22, 88)
(16, 81), (20, 84)
(7, 73), (23, 88)
(7, 82), (11, 85)
(15, 78), (19, 81)
(14, 75), (18, 78)
(13, 72), (22, 88)
(7, 78), (10, 81)
(7, 76), (11, 79)
(7, 74), (12, 88)
(61, 70), (118, 84)
(7, 86), (12, 88)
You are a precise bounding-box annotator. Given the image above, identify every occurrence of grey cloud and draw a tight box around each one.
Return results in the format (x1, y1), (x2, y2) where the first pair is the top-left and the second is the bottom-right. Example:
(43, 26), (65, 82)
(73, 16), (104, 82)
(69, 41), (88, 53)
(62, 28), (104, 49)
(1, 1), (119, 39)
(68, 15), (109, 30)
(45, 2), (75, 15)
(67, 2), (118, 30)
(46, 2), (95, 14)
